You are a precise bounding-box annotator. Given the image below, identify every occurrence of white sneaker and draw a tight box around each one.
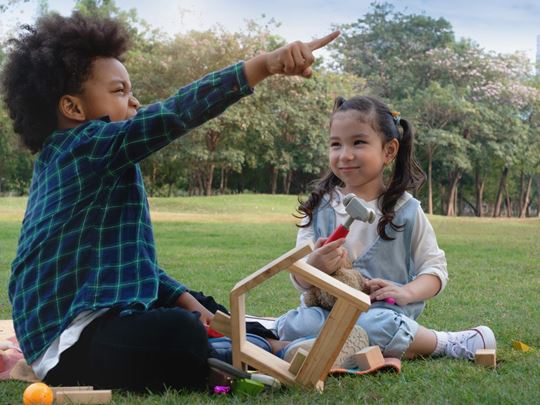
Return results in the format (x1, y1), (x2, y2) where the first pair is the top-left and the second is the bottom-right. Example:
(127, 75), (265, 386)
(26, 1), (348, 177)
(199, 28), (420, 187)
(444, 326), (496, 360)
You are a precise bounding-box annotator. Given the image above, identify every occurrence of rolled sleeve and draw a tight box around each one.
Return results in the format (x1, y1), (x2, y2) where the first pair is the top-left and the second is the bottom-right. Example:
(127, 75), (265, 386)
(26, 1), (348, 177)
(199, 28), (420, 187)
(157, 268), (188, 307)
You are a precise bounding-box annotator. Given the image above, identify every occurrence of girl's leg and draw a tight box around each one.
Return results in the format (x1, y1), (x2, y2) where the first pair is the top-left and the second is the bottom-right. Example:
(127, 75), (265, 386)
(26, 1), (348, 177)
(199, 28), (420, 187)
(45, 307), (211, 392)
(359, 308), (496, 360)
(403, 325), (437, 359)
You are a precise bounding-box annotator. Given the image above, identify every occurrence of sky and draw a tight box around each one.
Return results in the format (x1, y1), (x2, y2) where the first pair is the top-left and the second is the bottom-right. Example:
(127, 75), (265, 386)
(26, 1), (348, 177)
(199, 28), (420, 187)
(1, 0), (539, 65)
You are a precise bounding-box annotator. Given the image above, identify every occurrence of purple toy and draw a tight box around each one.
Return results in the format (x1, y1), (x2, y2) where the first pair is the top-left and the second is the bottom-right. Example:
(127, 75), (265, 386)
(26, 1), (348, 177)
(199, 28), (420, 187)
(213, 386), (231, 395)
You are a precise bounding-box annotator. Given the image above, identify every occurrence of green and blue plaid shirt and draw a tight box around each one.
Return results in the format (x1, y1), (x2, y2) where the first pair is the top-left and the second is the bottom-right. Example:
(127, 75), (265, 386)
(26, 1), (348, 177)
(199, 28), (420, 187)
(9, 62), (252, 363)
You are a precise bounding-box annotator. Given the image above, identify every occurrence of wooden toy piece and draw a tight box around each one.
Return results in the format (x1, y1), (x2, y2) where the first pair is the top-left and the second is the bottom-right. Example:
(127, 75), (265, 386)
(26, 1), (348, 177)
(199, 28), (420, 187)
(228, 243), (371, 391)
(231, 378), (265, 395)
(210, 310), (232, 337)
(512, 340), (531, 352)
(54, 389), (112, 404)
(50, 386), (93, 395)
(288, 347), (309, 375)
(351, 346), (384, 371)
(475, 349), (496, 368)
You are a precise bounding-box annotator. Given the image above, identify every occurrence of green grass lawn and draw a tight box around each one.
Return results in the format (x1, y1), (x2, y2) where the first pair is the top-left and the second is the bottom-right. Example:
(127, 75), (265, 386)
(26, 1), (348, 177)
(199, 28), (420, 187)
(1, 195), (539, 404)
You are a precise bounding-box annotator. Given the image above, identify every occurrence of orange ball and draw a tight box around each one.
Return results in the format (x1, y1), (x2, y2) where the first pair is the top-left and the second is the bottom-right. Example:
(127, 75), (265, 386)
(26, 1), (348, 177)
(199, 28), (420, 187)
(22, 382), (54, 405)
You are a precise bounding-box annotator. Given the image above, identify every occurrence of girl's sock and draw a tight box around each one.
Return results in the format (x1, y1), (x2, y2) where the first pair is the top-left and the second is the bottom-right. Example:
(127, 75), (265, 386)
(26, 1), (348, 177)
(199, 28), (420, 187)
(431, 330), (448, 356)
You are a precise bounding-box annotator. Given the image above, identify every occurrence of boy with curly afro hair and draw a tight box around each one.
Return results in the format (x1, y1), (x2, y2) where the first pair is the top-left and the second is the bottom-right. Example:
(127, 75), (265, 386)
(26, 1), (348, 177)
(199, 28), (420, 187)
(2, 11), (338, 392)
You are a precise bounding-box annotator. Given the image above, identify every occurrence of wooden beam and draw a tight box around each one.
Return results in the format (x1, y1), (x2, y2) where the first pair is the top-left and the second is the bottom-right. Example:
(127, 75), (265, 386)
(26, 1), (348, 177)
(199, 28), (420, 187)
(230, 294), (246, 371)
(296, 298), (362, 386)
(231, 244), (312, 295)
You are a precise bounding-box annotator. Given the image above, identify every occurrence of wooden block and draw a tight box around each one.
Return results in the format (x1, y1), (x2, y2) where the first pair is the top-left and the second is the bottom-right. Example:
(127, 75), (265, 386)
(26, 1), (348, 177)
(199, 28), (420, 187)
(351, 346), (384, 371)
(288, 348), (309, 375)
(475, 349), (496, 368)
(209, 310), (231, 337)
(51, 386), (93, 394)
(55, 389), (112, 404)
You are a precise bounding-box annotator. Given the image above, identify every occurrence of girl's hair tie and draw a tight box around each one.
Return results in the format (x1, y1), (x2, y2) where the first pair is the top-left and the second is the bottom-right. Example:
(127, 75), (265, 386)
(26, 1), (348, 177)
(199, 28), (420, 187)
(391, 111), (401, 126)
(333, 96), (347, 112)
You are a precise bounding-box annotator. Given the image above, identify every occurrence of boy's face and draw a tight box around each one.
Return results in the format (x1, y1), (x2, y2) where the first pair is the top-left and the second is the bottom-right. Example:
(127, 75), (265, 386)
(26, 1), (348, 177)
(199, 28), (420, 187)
(78, 57), (139, 122)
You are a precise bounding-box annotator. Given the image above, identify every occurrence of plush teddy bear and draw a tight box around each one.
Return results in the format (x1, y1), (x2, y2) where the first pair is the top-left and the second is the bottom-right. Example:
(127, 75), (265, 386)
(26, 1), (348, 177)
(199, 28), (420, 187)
(303, 257), (369, 310)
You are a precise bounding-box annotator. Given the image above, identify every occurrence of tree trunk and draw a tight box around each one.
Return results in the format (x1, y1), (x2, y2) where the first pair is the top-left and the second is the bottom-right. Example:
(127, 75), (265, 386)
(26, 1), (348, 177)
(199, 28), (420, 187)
(440, 184), (447, 215)
(537, 172), (540, 217)
(446, 171), (461, 216)
(284, 171), (293, 195)
(270, 166), (278, 194)
(204, 163), (215, 196)
(219, 167), (225, 194)
(475, 168), (485, 217)
(493, 166), (508, 217)
(519, 175), (532, 218)
(503, 183), (512, 217)
(427, 148), (433, 215)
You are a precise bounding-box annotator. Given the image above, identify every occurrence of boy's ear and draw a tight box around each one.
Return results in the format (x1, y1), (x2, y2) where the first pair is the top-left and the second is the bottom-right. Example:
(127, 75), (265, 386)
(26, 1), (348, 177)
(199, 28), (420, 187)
(58, 95), (86, 122)
(383, 138), (399, 165)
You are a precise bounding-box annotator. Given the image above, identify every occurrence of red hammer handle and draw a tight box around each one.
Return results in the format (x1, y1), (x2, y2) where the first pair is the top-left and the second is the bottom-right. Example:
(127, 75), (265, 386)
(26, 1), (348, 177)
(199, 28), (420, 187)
(324, 224), (349, 245)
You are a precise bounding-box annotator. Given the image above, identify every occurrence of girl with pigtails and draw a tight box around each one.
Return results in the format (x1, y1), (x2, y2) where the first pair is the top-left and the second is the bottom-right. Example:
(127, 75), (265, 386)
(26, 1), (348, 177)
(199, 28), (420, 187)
(275, 96), (496, 362)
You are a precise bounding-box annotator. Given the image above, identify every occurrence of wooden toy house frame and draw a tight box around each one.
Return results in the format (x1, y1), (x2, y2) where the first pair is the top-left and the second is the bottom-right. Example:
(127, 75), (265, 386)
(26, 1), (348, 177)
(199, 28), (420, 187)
(210, 243), (371, 391)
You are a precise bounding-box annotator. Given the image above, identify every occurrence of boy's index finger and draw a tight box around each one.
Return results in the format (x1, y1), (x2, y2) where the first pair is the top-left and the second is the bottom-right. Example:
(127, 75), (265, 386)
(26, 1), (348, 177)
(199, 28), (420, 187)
(307, 31), (340, 51)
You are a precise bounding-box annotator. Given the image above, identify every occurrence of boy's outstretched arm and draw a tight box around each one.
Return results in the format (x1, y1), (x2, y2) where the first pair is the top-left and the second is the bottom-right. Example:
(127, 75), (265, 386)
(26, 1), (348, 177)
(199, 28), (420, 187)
(243, 31), (340, 87)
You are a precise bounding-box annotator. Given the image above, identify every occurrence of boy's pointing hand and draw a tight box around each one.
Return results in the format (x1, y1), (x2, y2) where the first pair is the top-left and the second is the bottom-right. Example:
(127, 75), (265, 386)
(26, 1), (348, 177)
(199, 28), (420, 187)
(267, 31), (340, 78)
(244, 31), (340, 87)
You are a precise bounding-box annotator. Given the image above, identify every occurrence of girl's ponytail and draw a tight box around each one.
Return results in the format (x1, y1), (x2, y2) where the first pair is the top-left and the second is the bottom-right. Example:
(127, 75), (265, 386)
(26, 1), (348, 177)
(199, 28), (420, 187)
(296, 171), (343, 227)
(378, 117), (425, 240)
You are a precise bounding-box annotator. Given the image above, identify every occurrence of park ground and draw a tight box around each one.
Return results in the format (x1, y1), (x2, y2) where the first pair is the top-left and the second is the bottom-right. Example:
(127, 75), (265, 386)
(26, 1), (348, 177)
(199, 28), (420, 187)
(0, 195), (539, 404)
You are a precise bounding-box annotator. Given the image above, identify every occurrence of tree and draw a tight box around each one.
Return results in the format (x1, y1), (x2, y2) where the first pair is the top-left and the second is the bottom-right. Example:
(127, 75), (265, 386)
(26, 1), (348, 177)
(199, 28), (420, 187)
(332, 2), (454, 99)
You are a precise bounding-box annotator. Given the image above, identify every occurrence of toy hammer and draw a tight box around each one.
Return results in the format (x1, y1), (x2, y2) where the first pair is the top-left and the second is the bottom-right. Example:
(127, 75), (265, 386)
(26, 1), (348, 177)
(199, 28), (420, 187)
(323, 194), (396, 305)
(323, 193), (375, 245)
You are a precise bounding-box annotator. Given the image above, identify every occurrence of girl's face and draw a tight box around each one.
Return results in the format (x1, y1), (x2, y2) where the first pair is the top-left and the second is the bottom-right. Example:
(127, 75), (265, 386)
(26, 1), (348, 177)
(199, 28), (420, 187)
(329, 110), (397, 200)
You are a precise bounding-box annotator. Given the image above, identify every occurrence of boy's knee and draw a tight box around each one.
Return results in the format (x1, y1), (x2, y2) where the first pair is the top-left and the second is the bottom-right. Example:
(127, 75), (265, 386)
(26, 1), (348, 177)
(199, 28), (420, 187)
(275, 307), (328, 341)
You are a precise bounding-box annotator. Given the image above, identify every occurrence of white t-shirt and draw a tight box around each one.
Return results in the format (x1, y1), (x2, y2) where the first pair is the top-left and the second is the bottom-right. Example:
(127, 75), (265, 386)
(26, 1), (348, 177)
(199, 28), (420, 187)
(292, 190), (448, 293)
(31, 309), (108, 380)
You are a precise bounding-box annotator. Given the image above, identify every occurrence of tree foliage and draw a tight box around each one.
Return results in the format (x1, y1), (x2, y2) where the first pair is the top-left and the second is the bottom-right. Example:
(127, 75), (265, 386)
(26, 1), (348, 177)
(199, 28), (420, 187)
(0, 1), (538, 216)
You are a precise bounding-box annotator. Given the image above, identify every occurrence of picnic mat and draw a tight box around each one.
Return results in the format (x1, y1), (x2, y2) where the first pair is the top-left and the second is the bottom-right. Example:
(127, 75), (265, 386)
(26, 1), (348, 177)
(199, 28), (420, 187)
(0, 320), (38, 382)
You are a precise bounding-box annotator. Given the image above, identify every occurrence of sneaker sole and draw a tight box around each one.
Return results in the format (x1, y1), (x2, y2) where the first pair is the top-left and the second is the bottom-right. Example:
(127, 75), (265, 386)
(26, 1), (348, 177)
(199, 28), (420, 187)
(282, 325), (370, 368)
(335, 325), (370, 369)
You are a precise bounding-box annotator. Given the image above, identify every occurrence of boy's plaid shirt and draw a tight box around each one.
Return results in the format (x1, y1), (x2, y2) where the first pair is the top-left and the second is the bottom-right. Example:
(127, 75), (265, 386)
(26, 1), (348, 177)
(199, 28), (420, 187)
(9, 62), (252, 363)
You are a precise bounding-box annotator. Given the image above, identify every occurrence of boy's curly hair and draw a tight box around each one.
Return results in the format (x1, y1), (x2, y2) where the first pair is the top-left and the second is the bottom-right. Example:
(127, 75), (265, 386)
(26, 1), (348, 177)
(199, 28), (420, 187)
(1, 12), (130, 153)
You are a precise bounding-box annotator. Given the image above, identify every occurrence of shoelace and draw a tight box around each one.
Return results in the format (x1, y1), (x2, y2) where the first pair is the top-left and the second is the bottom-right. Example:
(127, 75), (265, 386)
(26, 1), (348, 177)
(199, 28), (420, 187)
(446, 331), (477, 360)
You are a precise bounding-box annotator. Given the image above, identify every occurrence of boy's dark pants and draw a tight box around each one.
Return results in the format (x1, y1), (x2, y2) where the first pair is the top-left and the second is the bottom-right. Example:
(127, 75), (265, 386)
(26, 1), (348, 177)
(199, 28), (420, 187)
(44, 307), (211, 392)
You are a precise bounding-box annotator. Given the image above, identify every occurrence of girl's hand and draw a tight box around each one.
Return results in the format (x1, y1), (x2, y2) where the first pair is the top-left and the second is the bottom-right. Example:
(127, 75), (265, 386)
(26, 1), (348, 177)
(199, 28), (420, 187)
(366, 278), (413, 306)
(175, 291), (214, 327)
(306, 237), (347, 275)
